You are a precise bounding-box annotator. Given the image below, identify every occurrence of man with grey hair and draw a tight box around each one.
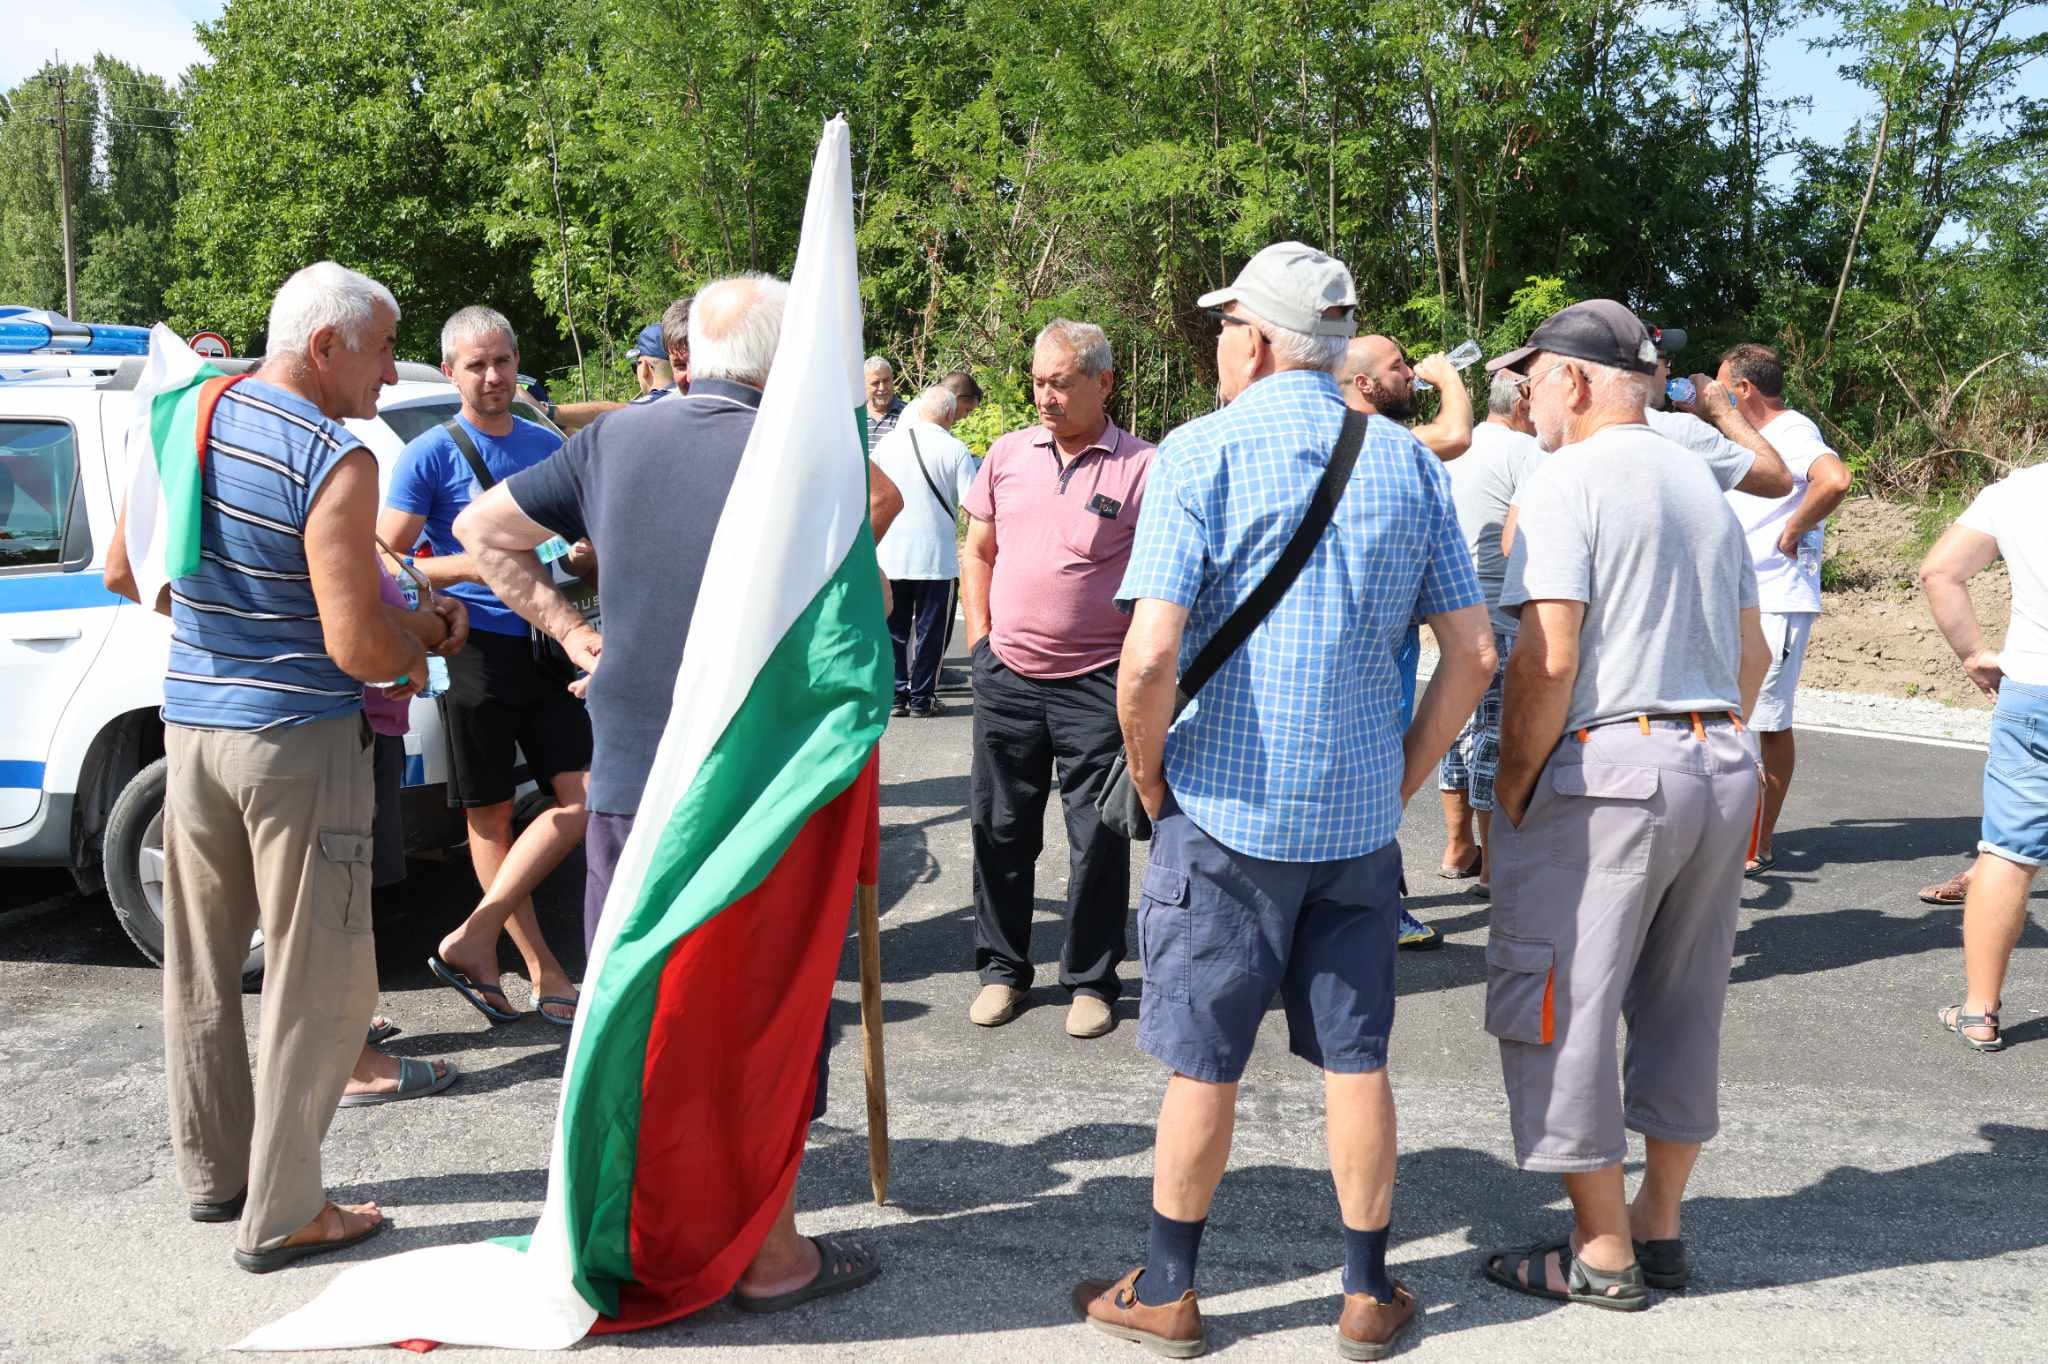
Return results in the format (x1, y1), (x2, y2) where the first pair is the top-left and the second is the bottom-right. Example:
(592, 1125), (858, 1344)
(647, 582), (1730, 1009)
(864, 355), (906, 437)
(1075, 242), (1493, 1359)
(1478, 300), (1768, 1311)
(872, 385), (976, 717)
(1435, 369), (1543, 896)
(453, 271), (902, 1309)
(382, 305), (589, 1030)
(960, 318), (1156, 1040)
(104, 261), (439, 1270)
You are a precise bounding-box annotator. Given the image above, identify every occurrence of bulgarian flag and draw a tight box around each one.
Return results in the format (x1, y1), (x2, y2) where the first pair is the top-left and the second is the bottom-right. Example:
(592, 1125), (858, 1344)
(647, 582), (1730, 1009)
(236, 116), (890, 1352)
(120, 325), (243, 606)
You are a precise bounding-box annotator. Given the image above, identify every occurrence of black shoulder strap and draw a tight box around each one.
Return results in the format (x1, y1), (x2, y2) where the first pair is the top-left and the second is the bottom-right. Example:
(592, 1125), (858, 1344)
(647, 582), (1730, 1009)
(1179, 408), (1367, 700)
(907, 429), (956, 520)
(442, 418), (494, 491)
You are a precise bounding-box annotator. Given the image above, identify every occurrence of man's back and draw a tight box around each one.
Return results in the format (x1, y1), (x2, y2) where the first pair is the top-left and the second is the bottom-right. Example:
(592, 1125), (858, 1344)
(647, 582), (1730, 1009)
(1727, 406), (1834, 614)
(165, 377), (364, 731)
(1503, 424), (1756, 732)
(872, 420), (975, 581)
(1118, 369), (1479, 862)
(1447, 421), (1540, 628)
(504, 378), (760, 814)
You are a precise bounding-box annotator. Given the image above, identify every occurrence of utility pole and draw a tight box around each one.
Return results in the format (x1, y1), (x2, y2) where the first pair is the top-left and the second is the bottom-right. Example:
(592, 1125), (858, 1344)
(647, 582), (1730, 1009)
(49, 62), (79, 320)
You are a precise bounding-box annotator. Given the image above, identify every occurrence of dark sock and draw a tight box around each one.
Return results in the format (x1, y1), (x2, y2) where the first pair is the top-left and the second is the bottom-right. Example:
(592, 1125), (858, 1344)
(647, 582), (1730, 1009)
(1136, 1210), (1206, 1306)
(1341, 1223), (1394, 1301)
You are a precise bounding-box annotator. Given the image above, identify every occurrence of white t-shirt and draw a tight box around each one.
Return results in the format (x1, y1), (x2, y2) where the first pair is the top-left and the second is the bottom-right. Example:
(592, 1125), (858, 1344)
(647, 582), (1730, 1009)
(1959, 465), (2048, 687)
(1645, 407), (1754, 494)
(1724, 408), (1835, 614)
(872, 419), (978, 581)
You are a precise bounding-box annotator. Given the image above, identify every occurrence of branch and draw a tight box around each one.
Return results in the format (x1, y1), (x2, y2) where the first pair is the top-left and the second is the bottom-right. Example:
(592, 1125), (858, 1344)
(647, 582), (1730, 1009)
(1819, 95), (1891, 366)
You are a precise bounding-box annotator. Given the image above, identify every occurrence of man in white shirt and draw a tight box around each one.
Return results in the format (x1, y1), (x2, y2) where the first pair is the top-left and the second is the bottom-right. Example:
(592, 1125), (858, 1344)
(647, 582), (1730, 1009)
(1921, 464), (2048, 1052)
(1719, 343), (1853, 874)
(1437, 371), (1541, 895)
(1643, 325), (1793, 499)
(873, 386), (977, 717)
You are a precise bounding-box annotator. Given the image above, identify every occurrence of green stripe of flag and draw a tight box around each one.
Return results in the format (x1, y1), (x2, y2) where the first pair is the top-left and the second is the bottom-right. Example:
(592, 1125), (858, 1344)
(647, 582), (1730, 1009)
(148, 365), (223, 582)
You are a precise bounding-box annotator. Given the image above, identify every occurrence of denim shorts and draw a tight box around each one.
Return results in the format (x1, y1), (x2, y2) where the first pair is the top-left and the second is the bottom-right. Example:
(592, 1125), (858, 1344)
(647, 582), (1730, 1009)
(1135, 794), (1402, 1084)
(1980, 680), (2048, 868)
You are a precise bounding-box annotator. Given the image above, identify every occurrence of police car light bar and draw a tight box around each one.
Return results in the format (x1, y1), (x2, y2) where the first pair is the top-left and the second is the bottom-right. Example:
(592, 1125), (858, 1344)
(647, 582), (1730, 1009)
(0, 307), (152, 356)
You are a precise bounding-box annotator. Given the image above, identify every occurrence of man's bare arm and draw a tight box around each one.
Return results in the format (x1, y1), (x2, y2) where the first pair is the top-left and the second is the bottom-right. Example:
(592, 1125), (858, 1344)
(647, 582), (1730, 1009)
(375, 507), (482, 589)
(453, 484), (601, 672)
(1409, 353), (1473, 460)
(547, 401), (625, 434)
(1492, 599), (1585, 825)
(869, 461), (904, 543)
(1775, 452), (1852, 554)
(1117, 598), (1189, 818)
(1920, 523), (2003, 697)
(102, 509), (170, 615)
(1680, 376), (1792, 498)
(1407, 604), (1496, 801)
(308, 451), (427, 686)
(959, 516), (997, 651)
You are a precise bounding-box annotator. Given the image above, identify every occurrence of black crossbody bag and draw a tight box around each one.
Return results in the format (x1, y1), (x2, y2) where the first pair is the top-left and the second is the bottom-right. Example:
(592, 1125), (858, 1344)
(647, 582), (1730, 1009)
(440, 419), (598, 685)
(906, 428), (958, 522)
(1096, 409), (1366, 842)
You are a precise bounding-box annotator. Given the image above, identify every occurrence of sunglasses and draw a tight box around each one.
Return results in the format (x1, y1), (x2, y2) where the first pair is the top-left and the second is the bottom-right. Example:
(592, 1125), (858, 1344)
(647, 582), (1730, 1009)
(1204, 307), (1255, 332)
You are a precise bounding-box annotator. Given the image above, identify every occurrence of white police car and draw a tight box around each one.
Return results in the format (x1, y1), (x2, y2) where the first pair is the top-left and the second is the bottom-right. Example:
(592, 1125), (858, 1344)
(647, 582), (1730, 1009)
(0, 310), (560, 984)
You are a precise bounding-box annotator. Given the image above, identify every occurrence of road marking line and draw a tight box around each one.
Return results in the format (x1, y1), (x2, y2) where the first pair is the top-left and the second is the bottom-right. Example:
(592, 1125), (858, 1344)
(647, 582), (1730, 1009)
(1797, 721), (1986, 752)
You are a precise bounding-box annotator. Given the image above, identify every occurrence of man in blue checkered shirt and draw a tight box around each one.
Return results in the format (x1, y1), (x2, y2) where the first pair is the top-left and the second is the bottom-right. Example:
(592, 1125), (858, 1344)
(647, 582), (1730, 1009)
(1070, 243), (1496, 1361)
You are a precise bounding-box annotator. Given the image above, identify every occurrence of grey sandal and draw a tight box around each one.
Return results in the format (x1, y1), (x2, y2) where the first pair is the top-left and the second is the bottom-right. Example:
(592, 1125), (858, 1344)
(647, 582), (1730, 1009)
(1633, 1237), (1688, 1289)
(1483, 1240), (1648, 1311)
(732, 1234), (880, 1313)
(1938, 1003), (2005, 1053)
(338, 1056), (460, 1107)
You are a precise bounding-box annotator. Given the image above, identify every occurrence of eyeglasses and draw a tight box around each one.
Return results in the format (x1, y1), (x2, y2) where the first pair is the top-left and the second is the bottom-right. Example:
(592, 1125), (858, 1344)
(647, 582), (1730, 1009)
(1516, 360), (1574, 402)
(1204, 307), (1254, 332)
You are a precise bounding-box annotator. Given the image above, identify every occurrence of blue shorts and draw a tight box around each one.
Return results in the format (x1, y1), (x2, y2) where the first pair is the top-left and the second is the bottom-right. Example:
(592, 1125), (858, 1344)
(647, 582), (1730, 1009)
(1135, 795), (1402, 1084)
(1981, 680), (2048, 868)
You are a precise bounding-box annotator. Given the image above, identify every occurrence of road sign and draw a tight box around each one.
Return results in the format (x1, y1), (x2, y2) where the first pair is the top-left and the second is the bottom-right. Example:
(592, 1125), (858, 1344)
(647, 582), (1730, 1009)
(188, 331), (230, 359)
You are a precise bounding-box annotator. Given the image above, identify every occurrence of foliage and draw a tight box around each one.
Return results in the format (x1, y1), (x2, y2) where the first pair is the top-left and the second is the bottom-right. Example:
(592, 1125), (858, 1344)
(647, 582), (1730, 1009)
(1, 0), (2040, 490)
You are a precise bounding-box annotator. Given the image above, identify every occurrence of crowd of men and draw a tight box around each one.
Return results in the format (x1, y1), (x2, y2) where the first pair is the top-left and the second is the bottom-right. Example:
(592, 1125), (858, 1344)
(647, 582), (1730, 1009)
(105, 235), (2042, 1357)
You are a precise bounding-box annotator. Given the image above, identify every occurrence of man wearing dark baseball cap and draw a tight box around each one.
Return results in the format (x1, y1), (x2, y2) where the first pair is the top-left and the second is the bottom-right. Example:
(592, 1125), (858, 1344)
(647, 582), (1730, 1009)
(625, 320), (674, 401)
(1641, 322), (1793, 499)
(1478, 297), (1770, 1312)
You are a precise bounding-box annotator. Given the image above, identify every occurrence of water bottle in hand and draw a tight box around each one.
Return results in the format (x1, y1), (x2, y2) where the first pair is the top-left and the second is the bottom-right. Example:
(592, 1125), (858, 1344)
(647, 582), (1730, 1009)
(1667, 377), (1697, 405)
(1412, 339), (1483, 392)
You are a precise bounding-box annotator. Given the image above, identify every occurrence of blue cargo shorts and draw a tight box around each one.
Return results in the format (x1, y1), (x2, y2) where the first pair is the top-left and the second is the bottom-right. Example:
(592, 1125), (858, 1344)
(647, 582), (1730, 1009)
(1981, 679), (2048, 868)
(1135, 794), (1403, 1084)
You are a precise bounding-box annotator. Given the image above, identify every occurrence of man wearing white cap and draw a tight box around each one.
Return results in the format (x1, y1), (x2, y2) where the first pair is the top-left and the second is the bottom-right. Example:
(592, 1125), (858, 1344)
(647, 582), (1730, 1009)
(1073, 242), (1494, 1359)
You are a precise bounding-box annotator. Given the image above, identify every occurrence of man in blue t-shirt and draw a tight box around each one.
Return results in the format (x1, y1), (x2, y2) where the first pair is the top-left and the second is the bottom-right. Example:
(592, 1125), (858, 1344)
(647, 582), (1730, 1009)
(378, 306), (592, 1030)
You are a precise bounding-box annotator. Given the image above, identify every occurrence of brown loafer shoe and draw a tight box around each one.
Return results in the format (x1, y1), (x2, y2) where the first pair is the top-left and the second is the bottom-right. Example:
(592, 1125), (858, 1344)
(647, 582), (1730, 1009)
(1072, 1267), (1205, 1358)
(969, 983), (1028, 1027)
(1336, 1281), (1416, 1360)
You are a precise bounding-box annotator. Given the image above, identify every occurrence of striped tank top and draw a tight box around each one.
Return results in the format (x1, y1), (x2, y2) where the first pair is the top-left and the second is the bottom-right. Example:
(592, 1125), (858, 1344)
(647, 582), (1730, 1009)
(162, 377), (366, 730)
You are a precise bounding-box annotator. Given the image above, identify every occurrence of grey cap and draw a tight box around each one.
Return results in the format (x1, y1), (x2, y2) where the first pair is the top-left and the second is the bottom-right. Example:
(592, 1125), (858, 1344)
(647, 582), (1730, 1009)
(1484, 299), (1659, 377)
(1197, 242), (1358, 339)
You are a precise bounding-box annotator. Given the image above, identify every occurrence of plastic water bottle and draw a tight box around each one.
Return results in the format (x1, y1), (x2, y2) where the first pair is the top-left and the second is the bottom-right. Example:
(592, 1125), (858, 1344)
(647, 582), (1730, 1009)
(1797, 527), (1823, 582)
(393, 565), (451, 698)
(1666, 376), (1697, 405)
(1412, 338), (1483, 392)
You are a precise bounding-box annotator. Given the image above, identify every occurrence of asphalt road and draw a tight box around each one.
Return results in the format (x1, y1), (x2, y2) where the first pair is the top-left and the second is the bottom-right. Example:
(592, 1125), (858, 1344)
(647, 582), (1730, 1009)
(4, 673), (2046, 1361)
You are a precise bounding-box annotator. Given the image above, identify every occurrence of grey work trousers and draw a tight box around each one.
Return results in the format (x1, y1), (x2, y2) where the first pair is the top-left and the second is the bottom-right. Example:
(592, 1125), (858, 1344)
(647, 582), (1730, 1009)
(1484, 717), (1760, 1173)
(161, 711), (378, 1252)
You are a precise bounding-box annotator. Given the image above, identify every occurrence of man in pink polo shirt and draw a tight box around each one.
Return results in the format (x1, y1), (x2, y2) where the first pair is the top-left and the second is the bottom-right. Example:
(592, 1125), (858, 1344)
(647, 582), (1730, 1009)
(961, 319), (1158, 1040)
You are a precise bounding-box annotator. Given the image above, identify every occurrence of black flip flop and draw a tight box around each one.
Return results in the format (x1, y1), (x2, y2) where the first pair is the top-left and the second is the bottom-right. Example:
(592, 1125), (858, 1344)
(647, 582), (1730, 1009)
(1438, 851), (1483, 880)
(427, 956), (519, 1024)
(732, 1235), (880, 1314)
(1482, 1240), (1647, 1312)
(338, 1056), (460, 1108)
(233, 1205), (386, 1274)
(537, 995), (579, 1027)
(1744, 854), (1776, 877)
(366, 1017), (401, 1047)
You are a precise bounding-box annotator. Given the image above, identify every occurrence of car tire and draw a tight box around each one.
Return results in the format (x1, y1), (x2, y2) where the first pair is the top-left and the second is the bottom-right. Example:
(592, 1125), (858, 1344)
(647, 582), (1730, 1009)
(105, 757), (265, 990)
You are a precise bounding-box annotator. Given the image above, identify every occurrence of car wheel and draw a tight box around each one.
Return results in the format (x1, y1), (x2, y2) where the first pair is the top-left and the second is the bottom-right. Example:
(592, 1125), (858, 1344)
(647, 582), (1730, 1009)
(104, 757), (266, 990)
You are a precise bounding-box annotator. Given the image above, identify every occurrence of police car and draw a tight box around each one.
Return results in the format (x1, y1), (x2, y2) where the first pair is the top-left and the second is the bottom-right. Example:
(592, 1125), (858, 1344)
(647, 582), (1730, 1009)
(0, 309), (561, 984)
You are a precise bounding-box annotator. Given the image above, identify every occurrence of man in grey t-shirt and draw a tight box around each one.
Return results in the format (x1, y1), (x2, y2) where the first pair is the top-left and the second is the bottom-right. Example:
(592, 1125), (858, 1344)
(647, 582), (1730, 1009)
(1475, 299), (1769, 1313)
(1435, 370), (1541, 894)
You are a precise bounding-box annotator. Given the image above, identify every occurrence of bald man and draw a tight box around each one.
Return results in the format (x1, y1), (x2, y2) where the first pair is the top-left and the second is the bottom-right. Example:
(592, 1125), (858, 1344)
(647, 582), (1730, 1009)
(1338, 336), (1473, 461)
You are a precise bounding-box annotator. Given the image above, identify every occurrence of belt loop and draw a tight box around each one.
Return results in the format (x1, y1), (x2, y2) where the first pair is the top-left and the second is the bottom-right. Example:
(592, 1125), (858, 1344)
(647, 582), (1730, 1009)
(1576, 728), (1590, 744)
(1728, 709), (1745, 732)
(1690, 712), (1706, 742)
(1637, 715), (1651, 736)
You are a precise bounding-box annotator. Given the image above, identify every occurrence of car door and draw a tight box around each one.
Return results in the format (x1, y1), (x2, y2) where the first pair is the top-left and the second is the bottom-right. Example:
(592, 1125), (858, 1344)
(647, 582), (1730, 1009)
(0, 397), (121, 827)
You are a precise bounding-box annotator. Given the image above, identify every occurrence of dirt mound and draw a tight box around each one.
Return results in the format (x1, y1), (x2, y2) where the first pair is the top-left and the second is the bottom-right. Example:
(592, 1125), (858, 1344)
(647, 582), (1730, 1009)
(1809, 496), (2007, 711)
